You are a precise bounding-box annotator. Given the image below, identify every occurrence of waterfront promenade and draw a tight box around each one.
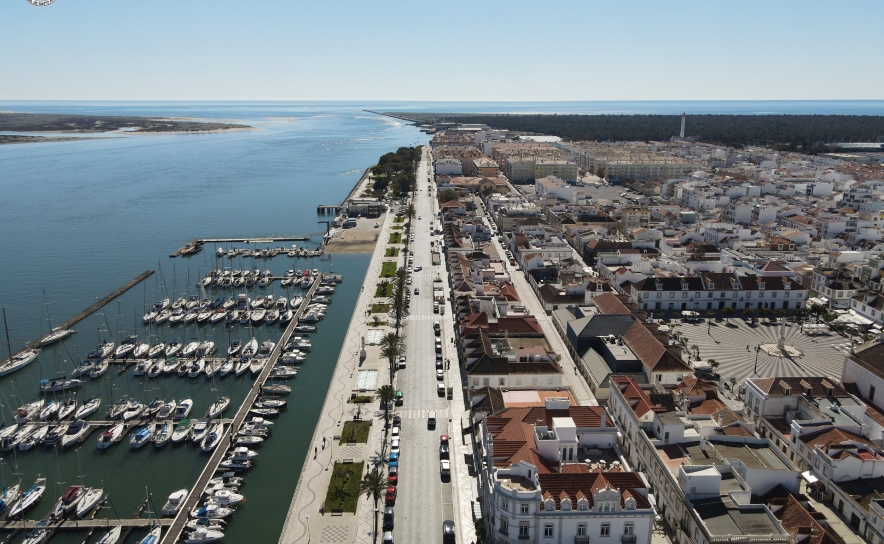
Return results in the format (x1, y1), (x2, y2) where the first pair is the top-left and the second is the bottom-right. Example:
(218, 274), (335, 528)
(278, 203), (395, 544)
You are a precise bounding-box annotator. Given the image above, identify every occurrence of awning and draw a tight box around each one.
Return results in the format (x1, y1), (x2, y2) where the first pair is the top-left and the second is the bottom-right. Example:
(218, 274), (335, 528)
(801, 470), (819, 484)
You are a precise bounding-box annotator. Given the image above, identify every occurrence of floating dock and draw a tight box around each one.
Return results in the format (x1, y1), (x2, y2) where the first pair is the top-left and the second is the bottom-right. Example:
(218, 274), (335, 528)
(160, 274), (323, 544)
(171, 236), (315, 257)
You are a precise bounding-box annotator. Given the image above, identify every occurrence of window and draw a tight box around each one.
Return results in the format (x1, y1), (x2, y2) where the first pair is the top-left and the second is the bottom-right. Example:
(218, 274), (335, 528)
(499, 516), (509, 535)
(544, 524), (554, 537)
(483, 378), (490, 386)
(501, 498), (508, 511)
(601, 523), (611, 537)
(577, 524), (587, 536)
(519, 522), (530, 537)
(625, 522), (634, 535)
(548, 377), (553, 385)
(520, 503), (529, 514)
(499, 378), (505, 386)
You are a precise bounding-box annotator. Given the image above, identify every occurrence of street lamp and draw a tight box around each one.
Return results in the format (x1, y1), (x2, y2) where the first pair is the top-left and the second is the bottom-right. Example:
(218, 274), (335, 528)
(754, 345), (760, 374)
(305, 515), (311, 543)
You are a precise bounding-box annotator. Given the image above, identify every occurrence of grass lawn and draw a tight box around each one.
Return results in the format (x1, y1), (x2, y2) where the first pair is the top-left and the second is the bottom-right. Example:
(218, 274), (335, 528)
(393, 217), (404, 223)
(380, 261), (397, 277)
(324, 461), (364, 513)
(388, 233), (402, 244)
(372, 303), (390, 313)
(375, 283), (393, 297)
(339, 421), (371, 444)
(385, 248), (400, 257)
(391, 225), (403, 230)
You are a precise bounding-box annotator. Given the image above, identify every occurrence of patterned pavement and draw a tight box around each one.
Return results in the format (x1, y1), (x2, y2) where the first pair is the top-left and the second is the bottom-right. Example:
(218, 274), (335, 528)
(673, 319), (848, 384)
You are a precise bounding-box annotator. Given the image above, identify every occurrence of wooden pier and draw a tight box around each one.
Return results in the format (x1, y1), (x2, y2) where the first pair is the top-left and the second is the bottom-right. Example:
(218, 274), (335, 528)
(317, 205), (342, 214)
(160, 275), (323, 544)
(171, 236), (315, 257)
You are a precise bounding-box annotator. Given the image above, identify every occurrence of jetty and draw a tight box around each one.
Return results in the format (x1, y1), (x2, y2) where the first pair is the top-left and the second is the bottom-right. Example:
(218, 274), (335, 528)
(171, 236), (315, 257)
(160, 274), (323, 544)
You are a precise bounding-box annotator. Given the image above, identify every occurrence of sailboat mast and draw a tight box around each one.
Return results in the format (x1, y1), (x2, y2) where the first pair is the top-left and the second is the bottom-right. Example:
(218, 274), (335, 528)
(2, 309), (13, 365)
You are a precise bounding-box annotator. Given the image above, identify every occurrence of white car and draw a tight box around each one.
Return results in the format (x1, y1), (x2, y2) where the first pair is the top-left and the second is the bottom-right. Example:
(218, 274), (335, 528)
(391, 438), (400, 454)
(391, 426), (400, 439)
(440, 460), (450, 476)
(436, 369), (444, 381)
(414, 266), (422, 272)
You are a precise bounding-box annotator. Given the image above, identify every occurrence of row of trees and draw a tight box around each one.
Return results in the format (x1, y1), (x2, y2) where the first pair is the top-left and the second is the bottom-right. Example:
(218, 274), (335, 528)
(393, 113), (884, 152)
(370, 146), (422, 197)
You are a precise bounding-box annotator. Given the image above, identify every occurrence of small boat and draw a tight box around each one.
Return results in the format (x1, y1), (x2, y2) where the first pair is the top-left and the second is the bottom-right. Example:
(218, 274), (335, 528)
(217, 458), (252, 471)
(201, 423), (227, 452)
(57, 397), (78, 420)
(235, 435), (264, 446)
(186, 517), (227, 532)
(122, 402), (145, 421)
(71, 360), (95, 377)
(39, 401), (61, 421)
(62, 420), (91, 447)
(20, 425), (50, 450)
(162, 357), (182, 374)
(218, 359), (235, 377)
(256, 398), (287, 408)
(132, 342), (150, 359)
(130, 424), (155, 449)
(278, 309), (294, 324)
(204, 359), (223, 378)
(257, 341), (275, 358)
(115, 336), (138, 358)
(227, 339), (241, 357)
(163, 488), (189, 516)
(153, 423), (173, 447)
(294, 325), (316, 333)
(157, 400), (177, 420)
(22, 522), (49, 544)
(147, 360), (164, 378)
(197, 341), (215, 357)
(39, 378), (84, 393)
(191, 419), (211, 444)
(50, 484), (84, 520)
(75, 487), (105, 518)
(226, 447), (258, 461)
(191, 503), (235, 519)
(188, 359), (206, 378)
(234, 359), (250, 377)
(171, 419), (193, 444)
(133, 359), (150, 376)
(15, 400), (44, 423)
(166, 339), (182, 357)
(250, 309), (266, 323)
(269, 366), (298, 379)
(44, 422), (70, 445)
(138, 525), (161, 544)
(74, 395), (101, 419)
(204, 488), (244, 506)
(95, 526), (122, 544)
(89, 359), (109, 378)
(182, 341), (201, 358)
(261, 384), (291, 395)
(148, 342), (166, 358)
(8, 476), (46, 519)
(206, 396), (230, 419)
(97, 423), (125, 449)
(207, 472), (244, 489)
(241, 338), (258, 359)
(174, 399), (194, 420)
(249, 358), (267, 375)
(109, 398), (131, 420)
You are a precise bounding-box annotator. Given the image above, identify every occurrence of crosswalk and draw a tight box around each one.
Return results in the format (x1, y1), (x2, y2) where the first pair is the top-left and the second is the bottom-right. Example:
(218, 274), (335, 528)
(392, 408), (435, 419)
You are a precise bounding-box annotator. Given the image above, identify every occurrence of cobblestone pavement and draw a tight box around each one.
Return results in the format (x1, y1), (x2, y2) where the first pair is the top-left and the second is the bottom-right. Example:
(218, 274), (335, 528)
(672, 318), (847, 384)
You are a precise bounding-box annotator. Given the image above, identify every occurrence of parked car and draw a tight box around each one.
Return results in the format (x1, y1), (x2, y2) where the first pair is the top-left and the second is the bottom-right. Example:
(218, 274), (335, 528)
(439, 443), (449, 459)
(385, 486), (397, 505)
(414, 287), (420, 295)
(395, 390), (403, 405)
(392, 414), (401, 426)
(391, 426), (400, 439)
(383, 506), (395, 530)
(388, 466), (398, 486)
(436, 369), (444, 381)
(383, 531), (394, 544)
(442, 520), (456, 542)
(437, 383), (445, 396)
(440, 435), (449, 445)
(440, 460), (450, 478)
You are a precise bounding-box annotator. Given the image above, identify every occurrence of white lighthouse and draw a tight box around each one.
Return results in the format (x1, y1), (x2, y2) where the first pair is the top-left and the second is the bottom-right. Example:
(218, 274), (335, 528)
(679, 112), (686, 139)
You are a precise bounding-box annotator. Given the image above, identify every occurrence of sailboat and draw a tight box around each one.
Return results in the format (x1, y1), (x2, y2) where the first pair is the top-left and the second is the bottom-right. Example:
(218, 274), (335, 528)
(0, 459), (20, 515)
(38, 291), (75, 346)
(8, 475), (46, 519)
(96, 526), (122, 544)
(1, 309), (41, 377)
(138, 487), (162, 544)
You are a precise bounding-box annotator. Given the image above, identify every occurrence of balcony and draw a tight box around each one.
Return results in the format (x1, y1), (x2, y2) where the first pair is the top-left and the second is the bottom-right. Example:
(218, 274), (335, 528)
(575, 536), (590, 544)
(499, 527), (509, 536)
(621, 535), (637, 544)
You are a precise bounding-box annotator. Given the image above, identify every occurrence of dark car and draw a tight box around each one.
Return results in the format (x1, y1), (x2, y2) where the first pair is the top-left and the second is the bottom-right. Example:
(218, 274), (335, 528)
(439, 444), (449, 459)
(383, 506), (394, 531)
(392, 414), (401, 426)
(442, 520), (455, 542)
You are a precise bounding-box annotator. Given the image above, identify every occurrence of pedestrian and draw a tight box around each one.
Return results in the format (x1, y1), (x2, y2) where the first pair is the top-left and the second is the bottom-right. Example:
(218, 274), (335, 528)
(314, 446), (318, 458)
(746, 345), (750, 352)
(574, 367), (577, 375)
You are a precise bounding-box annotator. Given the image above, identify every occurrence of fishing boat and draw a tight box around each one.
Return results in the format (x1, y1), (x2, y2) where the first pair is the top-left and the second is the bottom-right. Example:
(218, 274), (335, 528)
(174, 399), (194, 420)
(204, 488), (244, 506)
(61, 420), (91, 447)
(171, 419), (193, 444)
(8, 476), (46, 519)
(132, 342), (150, 359)
(75, 487), (105, 519)
(218, 359), (235, 377)
(182, 340), (201, 358)
(50, 484), (84, 520)
(19, 425), (50, 450)
(201, 422), (227, 452)
(71, 359), (95, 377)
(188, 359), (206, 378)
(241, 338), (258, 358)
(122, 401), (145, 421)
(249, 358), (267, 375)
(148, 342), (166, 358)
(157, 400), (177, 420)
(261, 384), (291, 395)
(15, 400), (44, 423)
(95, 526), (122, 544)
(115, 336), (138, 358)
(191, 503), (235, 519)
(96, 423), (125, 449)
(153, 423), (173, 447)
(39, 401), (61, 421)
(0, 349), (41, 377)
(74, 395), (101, 419)
(162, 488), (189, 516)
(191, 419), (211, 444)
(89, 359), (109, 378)
(39, 378), (83, 393)
(206, 396), (230, 419)
(44, 422), (70, 445)
(166, 338), (182, 357)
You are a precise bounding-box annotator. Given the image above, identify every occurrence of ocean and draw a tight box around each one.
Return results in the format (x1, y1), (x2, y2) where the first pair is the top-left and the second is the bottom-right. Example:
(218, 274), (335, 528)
(0, 100), (882, 542)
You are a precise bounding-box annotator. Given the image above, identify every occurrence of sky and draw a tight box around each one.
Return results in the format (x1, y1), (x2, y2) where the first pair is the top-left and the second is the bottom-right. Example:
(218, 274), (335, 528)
(1, 0), (882, 101)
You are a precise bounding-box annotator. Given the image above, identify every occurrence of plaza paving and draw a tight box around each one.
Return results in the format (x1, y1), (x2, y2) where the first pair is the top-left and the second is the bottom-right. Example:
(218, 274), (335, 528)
(672, 318), (850, 384)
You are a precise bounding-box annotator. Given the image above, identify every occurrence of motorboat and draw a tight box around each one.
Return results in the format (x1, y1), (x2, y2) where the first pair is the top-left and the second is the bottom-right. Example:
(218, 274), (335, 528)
(132, 342), (150, 358)
(257, 341), (275, 358)
(122, 401), (145, 421)
(129, 424), (155, 449)
(219, 359), (235, 377)
(61, 420), (90, 447)
(182, 341), (201, 358)
(88, 359), (109, 378)
(95, 526), (122, 544)
(96, 423), (125, 449)
(174, 399), (194, 420)
(39, 401), (61, 421)
(188, 359), (206, 378)
(269, 366), (299, 379)
(185, 518), (226, 534)
(241, 338), (258, 358)
(204, 488), (244, 506)
(191, 419), (211, 444)
(201, 422), (227, 452)
(227, 339), (241, 357)
(157, 400), (177, 420)
(146, 398), (165, 417)
(15, 400), (44, 423)
(237, 425), (270, 438)
(276, 296), (288, 309)
(71, 359), (95, 378)
(206, 396), (230, 419)
(207, 472), (244, 489)
(288, 337), (311, 349)
(57, 398), (77, 420)
(280, 351), (305, 365)
(294, 325), (316, 333)
(8, 476), (46, 519)
(166, 339), (182, 357)
(290, 296), (304, 309)
(235, 435), (264, 446)
(153, 423), (173, 447)
(263, 294), (274, 309)
(171, 419), (193, 444)
(162, 357), (182, 374)
(264, 309), (279, 324)
(50, 484), (84, 520)
(163, 488), (189, 516)
(74, 395), (101, 419)
(217, 458), (252, 471)
(253, 295), (265, 308)
(261, 384), (291, 395)
(19, 425), (50, 450)
(197, 341), (215, 357)
(44, 422), (69, 445)
(115, 336), (138, 358)
(204, 359), (223, 378)
(250, 308), (266, 323)
(75, 487), (105, 519)
(227, 447), (258, 461)
(39, 378), (83, 394)
(234, 359), (250, 377)
(278, 309), (294, 324)
(148, 342), (166, 358)
(249, 358), (267, 375)
(191, 503), (235, 519)
(40, 327), (74, 346)
(255, 398), (286, 408)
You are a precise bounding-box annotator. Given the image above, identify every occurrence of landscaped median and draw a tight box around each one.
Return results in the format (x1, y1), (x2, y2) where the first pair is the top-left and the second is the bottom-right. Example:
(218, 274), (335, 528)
(380, 261), (398, 278)
(384, 248), (400, 257)
(371, 303), (390, 313)
(323, 461), (364, 513)
(388, 232), (402, 244)
(375, 283), (393, 297)
(339, 421), (371, 444)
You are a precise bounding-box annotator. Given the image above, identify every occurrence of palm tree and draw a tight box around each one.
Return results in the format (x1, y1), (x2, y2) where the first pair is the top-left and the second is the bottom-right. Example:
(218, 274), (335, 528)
(379, 333), (404, 385)
(359, 469), (390, 544)
(376, 384), (396, 429)
(388, 273), (410, 336)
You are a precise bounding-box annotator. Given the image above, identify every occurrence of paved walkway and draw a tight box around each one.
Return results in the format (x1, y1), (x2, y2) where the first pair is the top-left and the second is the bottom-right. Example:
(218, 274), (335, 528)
(278, 206), (395, 544)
